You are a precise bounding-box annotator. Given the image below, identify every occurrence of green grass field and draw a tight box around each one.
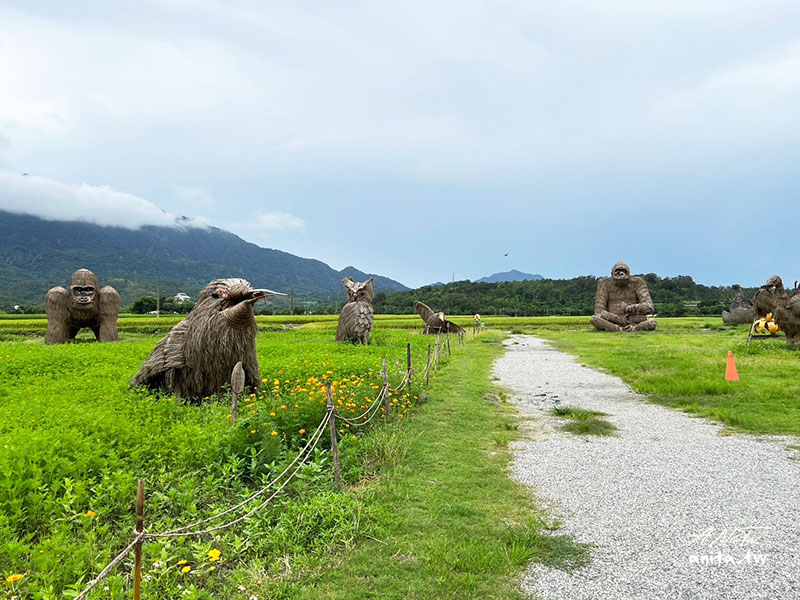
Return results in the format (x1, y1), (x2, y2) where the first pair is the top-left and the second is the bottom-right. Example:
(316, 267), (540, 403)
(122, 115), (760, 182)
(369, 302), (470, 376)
(2, 313), (798, 599)
(4, 316), (574, 600)
(516, 317), (800, 437)
(0, 322), (442, 599)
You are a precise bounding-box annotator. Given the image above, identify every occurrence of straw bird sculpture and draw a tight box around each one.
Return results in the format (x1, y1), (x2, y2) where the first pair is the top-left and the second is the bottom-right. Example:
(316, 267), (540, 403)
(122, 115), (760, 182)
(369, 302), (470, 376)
(335, 277), (374, 344)
(130, 278), (285, 400)
(414, 301), (465, 335)
(754, 275), (800, 345)
(753, 275), (787, 319)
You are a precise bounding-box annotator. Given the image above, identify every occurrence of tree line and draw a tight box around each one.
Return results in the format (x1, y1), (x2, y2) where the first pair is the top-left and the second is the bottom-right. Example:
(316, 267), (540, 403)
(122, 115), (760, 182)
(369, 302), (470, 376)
(2, 274), (758, 318)
(372, 275), (756, 318)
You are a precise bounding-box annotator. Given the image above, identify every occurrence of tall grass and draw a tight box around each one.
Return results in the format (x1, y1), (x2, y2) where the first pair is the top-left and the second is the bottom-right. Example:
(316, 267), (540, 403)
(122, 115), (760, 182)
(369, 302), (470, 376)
(0, 327), (436, 598)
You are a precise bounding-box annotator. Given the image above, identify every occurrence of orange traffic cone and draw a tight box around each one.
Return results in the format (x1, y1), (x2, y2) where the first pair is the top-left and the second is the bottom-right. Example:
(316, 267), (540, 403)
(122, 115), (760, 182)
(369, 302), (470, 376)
(725, 351), (739, 381)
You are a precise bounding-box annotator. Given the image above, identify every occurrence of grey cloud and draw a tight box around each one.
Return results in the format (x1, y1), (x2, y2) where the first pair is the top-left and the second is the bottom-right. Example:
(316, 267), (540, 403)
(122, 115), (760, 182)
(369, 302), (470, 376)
(0, 171), (209, 230)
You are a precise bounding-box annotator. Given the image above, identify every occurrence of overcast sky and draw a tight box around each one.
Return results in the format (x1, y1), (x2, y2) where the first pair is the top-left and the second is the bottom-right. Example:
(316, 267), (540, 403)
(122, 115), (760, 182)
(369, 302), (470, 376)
(1, 1), (798, 288)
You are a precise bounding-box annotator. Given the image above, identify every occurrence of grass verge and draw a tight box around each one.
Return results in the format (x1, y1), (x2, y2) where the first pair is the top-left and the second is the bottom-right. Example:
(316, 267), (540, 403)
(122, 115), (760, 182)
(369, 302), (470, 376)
(281, 331), (590, 599)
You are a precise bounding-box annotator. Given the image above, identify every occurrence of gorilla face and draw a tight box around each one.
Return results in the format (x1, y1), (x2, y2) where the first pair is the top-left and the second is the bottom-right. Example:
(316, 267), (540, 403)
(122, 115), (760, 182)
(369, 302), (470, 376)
(71, 284), (96, 307)
(612, 262), (631, 284)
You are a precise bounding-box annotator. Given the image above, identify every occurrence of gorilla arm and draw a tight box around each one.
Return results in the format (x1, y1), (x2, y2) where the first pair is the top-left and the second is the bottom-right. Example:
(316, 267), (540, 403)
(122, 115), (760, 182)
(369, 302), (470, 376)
(98, 286), (120, 342)
(45, 286), (70, 344)
(625, 277), (655, 316)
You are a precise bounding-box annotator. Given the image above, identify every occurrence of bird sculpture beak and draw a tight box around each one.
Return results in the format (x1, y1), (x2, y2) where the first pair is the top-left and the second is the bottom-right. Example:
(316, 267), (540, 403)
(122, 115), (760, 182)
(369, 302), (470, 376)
(247, 288), (288, 303)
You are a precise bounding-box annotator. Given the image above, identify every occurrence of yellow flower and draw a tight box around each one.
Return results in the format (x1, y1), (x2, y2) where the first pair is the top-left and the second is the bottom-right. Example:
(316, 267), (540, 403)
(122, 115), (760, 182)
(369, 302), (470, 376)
(207, 548), (221, 562)
(84, 510), (96, 517)
(177, 559), (188, 565)
(181, 565), (192, 574)
(271, 431), (278, 436)
(6, 574), (24, 583)
(299, 429), (307, 434)
(250, 429), (257, 434)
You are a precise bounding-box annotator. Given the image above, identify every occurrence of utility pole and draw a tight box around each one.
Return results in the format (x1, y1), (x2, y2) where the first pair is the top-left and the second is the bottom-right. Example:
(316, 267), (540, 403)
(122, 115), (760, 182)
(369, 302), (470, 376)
(156, 278), (161, 318)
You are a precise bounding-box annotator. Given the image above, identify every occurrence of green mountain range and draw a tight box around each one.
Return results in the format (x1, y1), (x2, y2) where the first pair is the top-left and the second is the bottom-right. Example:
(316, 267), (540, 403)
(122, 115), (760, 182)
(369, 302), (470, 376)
(0, 210), (407, 309)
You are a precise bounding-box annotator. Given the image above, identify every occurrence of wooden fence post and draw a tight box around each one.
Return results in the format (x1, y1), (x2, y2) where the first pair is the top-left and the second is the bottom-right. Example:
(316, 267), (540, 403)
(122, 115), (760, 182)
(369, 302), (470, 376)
(406, 343), (412, 389)
(382, 358), (391, 419)
(133, 479), (145, 600)
(325, 383), (341, 488)
(230, 361), (245, 425)
(426, 344), (431, 386)
(435, 335), (440, 373)
(446, 336), (451, 357)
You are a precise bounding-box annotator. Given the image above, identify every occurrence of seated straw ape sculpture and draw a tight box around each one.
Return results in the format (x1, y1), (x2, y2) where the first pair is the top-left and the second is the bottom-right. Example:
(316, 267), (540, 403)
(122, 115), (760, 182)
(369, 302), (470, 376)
(130, 278), (285, 400)
(45, 269), (119, 344)
(753, 275), (800, 345)
(414, 301), (465, 335)
(335, 277), (374, 345)
(722, 284), (756, 324)
(590, 262), (657, 332)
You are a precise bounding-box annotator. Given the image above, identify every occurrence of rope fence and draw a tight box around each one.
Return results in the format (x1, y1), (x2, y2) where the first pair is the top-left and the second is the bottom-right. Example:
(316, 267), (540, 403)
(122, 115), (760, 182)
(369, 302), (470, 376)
(73, 334), (469, 599)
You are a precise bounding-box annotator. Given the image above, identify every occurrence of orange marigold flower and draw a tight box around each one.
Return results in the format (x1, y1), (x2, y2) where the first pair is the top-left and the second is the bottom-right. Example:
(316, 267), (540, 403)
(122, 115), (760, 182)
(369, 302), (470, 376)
(299, 428), (306, 434)
(6, 574), (24, 583)
(84, 510), (96, 517)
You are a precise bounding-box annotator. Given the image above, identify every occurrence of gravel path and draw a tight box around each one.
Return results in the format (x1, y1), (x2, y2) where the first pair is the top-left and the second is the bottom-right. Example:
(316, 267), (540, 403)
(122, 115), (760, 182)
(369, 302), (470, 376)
(494, 335), (800, 600)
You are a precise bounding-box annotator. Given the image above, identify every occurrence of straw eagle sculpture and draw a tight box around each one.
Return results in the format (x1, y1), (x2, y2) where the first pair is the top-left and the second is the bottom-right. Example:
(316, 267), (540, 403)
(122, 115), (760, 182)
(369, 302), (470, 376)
(130, 278), (285, 400)
(335, 277), (374, 344)
(414, 300), (465, 335)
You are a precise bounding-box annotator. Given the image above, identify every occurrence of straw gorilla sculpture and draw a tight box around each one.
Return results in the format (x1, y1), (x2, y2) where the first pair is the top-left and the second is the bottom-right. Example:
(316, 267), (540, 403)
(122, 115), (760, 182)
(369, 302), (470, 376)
(130, 278), (284, 400)
(414, 301), (465, 335)
(45, 269), (120, 344)
(335, 277), (374, 344)
(590, 262), (657, 332)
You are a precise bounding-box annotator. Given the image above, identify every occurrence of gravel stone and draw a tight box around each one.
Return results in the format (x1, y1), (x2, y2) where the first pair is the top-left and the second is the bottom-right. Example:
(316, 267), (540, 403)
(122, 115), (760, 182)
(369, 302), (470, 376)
(494, 335), (800, 600)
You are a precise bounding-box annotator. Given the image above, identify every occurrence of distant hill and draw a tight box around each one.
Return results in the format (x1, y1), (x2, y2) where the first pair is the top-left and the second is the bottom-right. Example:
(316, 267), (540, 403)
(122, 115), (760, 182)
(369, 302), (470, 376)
(0, 210), (407, 308)
(475, 270), (543, 283)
